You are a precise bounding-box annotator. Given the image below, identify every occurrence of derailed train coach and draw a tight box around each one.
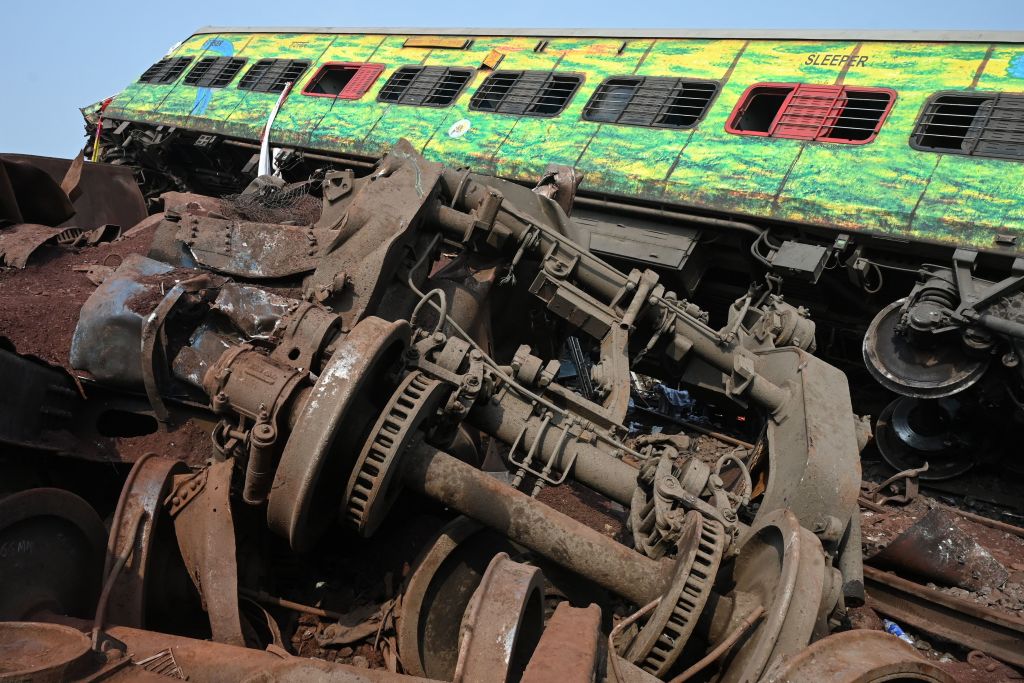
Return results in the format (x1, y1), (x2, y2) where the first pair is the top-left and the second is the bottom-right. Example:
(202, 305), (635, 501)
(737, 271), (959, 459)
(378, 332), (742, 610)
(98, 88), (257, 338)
(1, 26), (1023, 683)
(90, 27), (1024, 478)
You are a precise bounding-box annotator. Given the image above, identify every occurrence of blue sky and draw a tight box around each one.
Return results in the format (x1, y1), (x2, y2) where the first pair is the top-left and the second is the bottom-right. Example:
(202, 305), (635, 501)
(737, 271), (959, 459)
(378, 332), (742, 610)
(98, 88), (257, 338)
(1, 0), (1020, 158)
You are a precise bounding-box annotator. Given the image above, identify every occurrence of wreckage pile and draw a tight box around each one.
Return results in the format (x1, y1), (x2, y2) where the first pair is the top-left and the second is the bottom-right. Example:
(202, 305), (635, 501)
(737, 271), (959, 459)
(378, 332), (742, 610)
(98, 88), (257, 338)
(0, 145), (1021, 682)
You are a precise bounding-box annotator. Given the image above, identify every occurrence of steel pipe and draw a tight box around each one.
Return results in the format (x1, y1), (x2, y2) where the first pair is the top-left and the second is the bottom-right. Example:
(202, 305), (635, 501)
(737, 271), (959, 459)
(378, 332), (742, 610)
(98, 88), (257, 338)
(402, 441), (671, 606)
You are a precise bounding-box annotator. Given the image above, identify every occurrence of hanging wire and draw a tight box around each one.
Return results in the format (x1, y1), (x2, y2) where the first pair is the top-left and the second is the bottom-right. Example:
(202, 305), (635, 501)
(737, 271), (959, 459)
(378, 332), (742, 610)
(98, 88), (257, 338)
(410, 288), (449, 335)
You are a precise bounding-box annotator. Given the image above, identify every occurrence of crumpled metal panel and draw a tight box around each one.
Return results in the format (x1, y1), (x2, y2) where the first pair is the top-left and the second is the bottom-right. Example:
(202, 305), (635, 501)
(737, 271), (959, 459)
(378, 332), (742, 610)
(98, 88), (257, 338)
(1, 153), (146, 231)
(178, 216), (319, 278)
(210, 282), (294, 338)
(70, 253), (174, 388)
(0, 223), (62, 268)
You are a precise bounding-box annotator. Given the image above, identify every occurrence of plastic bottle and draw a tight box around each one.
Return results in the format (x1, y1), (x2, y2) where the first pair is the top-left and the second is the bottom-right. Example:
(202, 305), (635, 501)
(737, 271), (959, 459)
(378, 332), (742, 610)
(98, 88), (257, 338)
(882, 619), (915, 645)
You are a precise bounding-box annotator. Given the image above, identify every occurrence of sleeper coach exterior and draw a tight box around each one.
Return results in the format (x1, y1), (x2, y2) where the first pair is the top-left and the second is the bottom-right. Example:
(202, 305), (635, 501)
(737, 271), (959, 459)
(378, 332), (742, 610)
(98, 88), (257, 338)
(99, 28), (1024, 256)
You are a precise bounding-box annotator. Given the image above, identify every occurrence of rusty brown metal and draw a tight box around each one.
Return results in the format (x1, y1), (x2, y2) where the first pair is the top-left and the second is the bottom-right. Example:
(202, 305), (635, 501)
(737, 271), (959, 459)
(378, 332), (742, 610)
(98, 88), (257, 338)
(177, 215), (321, 278)
(104, 455), (189, 629)
(869, 506), (1009, 591)
(714, 508), (828, 683)
(398, 516), (520, 679)
(170, 460), (246, 647)
(0, 138), (942, 680)
(624, 512), (724, 676)
(865, 565), (1024, 668)
(1, 153), (146, 231)
(266, 316), (411, 551)
(531, 163), (584, 215)
(760, 629), (955, 682)
(521, 603), (603, 683)
(0, 223), (62, 268)
(452, 552), (545, 682)
(20, 618), (433, 682)
(402, 440), (671, 607)
(0, 622), (92, 683)
(342, 371), (452, 536)
(0, 155), (75, 226)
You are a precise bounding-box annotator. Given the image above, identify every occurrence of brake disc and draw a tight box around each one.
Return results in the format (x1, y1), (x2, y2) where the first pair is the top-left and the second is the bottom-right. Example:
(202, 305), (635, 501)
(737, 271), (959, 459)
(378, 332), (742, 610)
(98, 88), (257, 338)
(342, 370), (451, 537)
(625, 510), (725, 676)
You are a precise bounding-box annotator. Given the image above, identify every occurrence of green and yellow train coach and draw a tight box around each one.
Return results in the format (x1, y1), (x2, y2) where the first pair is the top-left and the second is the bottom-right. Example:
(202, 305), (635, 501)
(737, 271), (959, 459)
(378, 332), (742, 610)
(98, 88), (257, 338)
(88, 28), (1024, 475)
(96, 27), (1024, 259)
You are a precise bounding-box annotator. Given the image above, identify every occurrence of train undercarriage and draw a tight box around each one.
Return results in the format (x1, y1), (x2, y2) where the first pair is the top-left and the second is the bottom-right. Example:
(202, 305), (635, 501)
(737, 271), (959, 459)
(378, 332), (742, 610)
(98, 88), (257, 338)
(0, 134), (1022, 681)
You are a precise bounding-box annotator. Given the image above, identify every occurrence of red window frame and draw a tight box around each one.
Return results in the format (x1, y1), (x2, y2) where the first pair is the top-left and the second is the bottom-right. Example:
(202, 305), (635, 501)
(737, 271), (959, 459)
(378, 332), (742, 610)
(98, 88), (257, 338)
(301, 62), (386, 100)
(726, 83), (897, 145)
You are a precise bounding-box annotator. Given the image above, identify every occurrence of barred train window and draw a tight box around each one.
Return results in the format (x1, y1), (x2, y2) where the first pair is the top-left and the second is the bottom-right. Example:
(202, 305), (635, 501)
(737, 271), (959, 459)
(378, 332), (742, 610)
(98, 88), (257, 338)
(911, 92), (1024, 161)
(184, 57), (247, 88)
(469, 71), (583, 117)
(239, 59), (311, 93)
(303, 63), (385, 99)
(726, 83), (895, 144)
(378, 66), (474, 107)
(138, 57), (194, 85)
(583, 76), (719, 129)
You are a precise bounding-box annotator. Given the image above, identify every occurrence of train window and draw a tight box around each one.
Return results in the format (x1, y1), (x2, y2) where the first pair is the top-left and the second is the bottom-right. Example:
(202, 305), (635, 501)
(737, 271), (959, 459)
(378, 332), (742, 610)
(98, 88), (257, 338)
(469, 71), (583, 117)
(138, 57), (194, 85)
(184, 57), (248, 88)
(302, 63), (386, 99)
(378, 66), (474, 107)
(582, 76), (719, 129)
(239, 59), (311, 94)
(911, 92), (1024, 161)
(727, 83), (895, 144)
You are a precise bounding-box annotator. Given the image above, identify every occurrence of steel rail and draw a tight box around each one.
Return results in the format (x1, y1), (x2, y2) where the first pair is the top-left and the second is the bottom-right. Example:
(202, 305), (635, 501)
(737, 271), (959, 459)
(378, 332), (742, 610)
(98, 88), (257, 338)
(864, 565), (1024, 668)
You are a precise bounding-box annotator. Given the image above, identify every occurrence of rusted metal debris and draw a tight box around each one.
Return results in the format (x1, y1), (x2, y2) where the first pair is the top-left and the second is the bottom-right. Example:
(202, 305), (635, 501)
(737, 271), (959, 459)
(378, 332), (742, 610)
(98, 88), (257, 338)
(0, 154), (145, 268)
(869, 507), (1009, 592)
(0, 140), (1019, 682)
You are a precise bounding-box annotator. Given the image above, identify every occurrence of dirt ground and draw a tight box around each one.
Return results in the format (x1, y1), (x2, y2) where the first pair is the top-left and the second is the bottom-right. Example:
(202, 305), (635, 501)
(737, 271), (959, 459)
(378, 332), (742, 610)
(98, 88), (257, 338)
(862, 496), (1024, 614)
(0, 222), (158, 368)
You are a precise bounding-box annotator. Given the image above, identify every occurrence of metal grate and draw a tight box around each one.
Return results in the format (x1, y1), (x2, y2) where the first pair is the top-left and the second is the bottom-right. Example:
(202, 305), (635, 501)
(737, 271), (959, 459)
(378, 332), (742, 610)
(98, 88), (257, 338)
(469, 70), (583, 118)
(378, 66), (474, 107)
(134, 649), (185, 679)
(184, 57), (247, 88)
(582, 76), (719, 129)
(138, 57), (194, 85)
(727, 83), (894, 144)
(239, 59), (310, 93)
(911, 92), (1024, 161)
(184, 57), (247, 89)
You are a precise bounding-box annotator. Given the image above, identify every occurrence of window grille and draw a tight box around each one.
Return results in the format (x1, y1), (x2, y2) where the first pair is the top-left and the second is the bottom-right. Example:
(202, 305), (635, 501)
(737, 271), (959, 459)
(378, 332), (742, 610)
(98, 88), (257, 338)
(911, 92), (1024, 161)
(583, 76), (719, 128)
(184, 57), (247, 88)
(727, 83), (895, 144)
(139, 57), (194, 84)
(469, 71), (582, 117)
(378, 66), (474, 107)
(239, 59), (311, 93)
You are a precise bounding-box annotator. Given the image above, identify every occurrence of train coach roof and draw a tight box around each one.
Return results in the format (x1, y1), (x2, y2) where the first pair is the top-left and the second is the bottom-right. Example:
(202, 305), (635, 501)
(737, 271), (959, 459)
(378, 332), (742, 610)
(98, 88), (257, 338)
(194, 27), (1024, 43)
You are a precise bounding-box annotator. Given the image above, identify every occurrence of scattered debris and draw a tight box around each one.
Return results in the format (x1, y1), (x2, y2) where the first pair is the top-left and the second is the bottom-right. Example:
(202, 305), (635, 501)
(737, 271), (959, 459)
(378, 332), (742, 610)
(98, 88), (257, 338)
(0, 136), (1019, 682)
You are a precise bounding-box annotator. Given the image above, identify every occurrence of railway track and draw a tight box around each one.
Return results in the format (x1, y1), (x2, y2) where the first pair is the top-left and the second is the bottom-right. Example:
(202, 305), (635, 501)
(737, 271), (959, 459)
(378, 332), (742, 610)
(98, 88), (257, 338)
(864, 565), (1024, 668)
